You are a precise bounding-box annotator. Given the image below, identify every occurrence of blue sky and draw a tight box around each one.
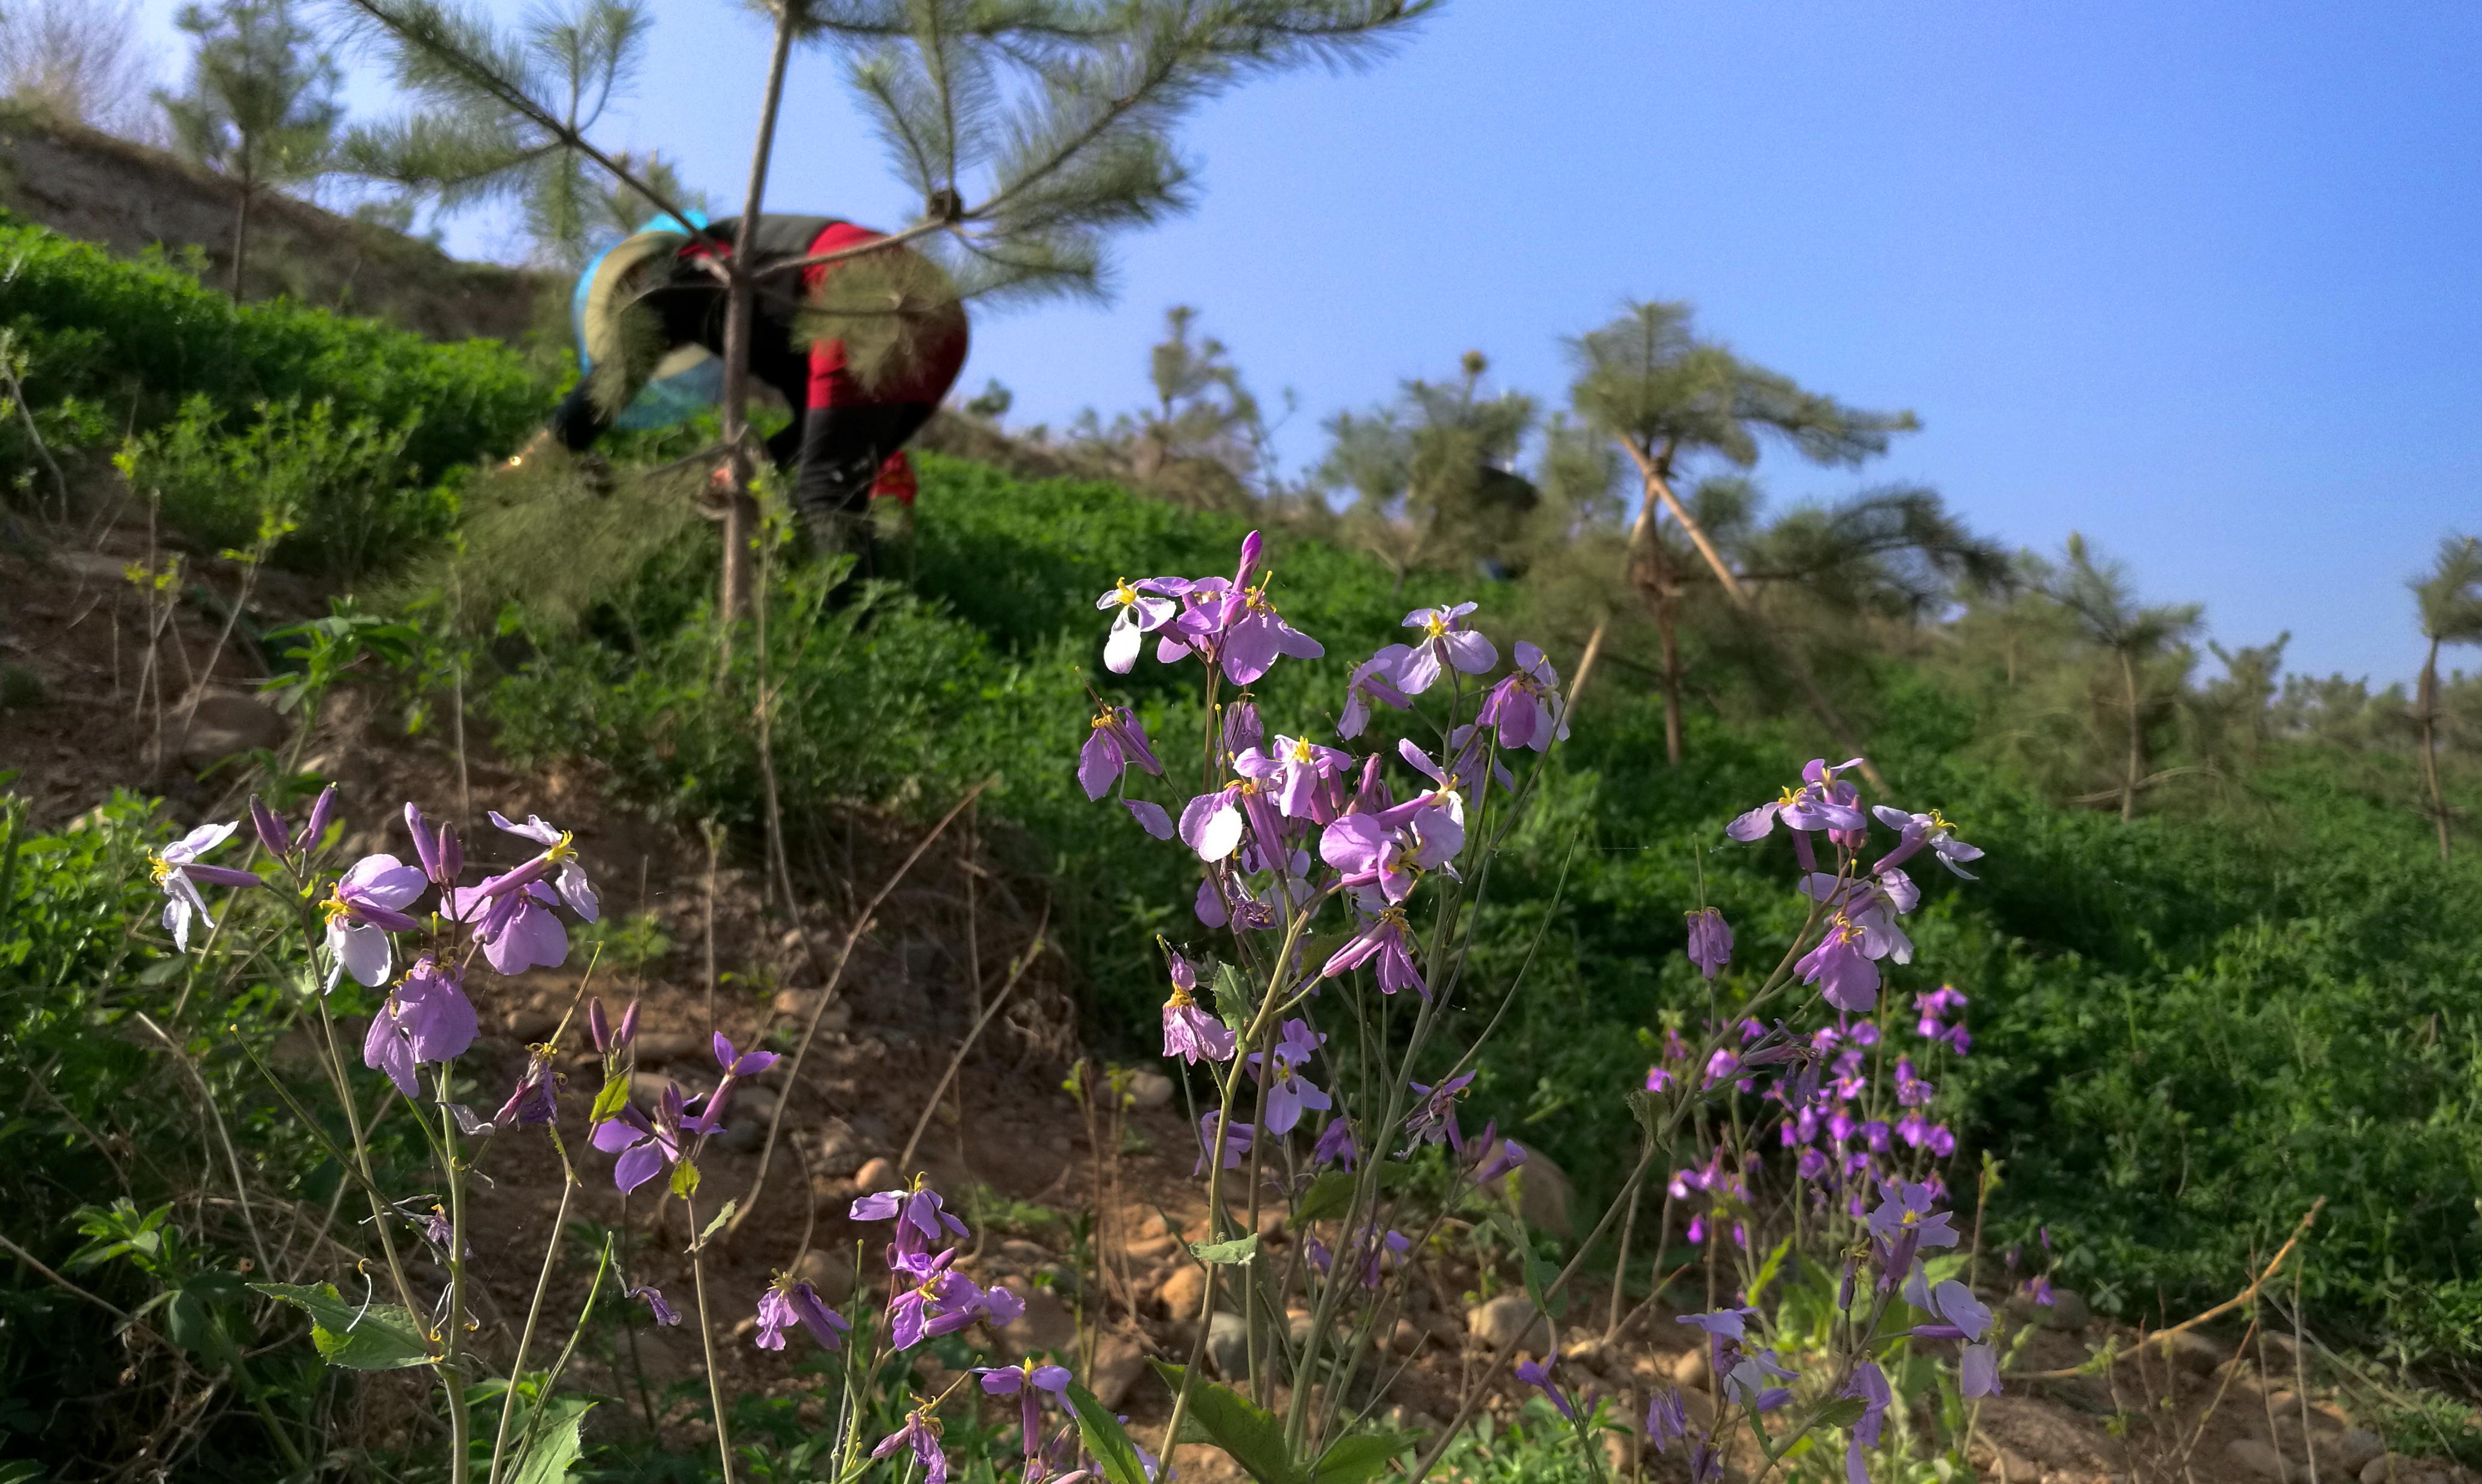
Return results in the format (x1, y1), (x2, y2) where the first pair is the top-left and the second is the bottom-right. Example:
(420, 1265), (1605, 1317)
(130, 1), (2482, 684)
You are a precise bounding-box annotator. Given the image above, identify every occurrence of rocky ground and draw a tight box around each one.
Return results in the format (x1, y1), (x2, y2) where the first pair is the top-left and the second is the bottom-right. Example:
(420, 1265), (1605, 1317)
(5, 520), (2475, 1484)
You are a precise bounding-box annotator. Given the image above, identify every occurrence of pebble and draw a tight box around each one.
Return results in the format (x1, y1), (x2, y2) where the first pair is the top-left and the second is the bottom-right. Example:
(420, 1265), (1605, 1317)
(1126, 1071), (1175, 1110)
(1208, 1311), (1250, 1379)
(730, 1085), (781, 1124)
(720, 1119), (766, 1153)
(1670, 1348), (1708, 1388)
(1155, 1263), (1205, 1319)
(634, 1031), (704, 1063)
(1512, 1148), (1573, 1237)
(1123, 1233), (1179, 1260)
(791, 1248), (856, 1303)
(2149, 1328), (2225, 1375)
(851, 1156), (896, 1193)
(2228, 1438), (2294, 1480)
(2339, 1430), (2386, 1474)
(1464, 1293), (1552, 1355)
(1390, 1318), (1424, 1354)
(2361, 1458), (2395, 1484)
(1089, 1334), (1148, 1409)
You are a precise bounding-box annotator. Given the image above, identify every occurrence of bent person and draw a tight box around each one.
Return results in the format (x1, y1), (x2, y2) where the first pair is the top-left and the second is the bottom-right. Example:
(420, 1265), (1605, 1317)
(528, 212), (969, 575)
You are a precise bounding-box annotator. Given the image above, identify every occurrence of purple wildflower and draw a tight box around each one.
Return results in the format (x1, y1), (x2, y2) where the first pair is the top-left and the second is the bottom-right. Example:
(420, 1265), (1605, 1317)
(361, 955), (479, 1097)
(1096, 577), (1184, 674)
(1795, 917), (1881, 1013)
(147, 820), (263, 951)
(1646, 1388), (1689, 1452)
(1079, 705), (1164, 801)
(1844, 1360), (1892, 1484)
(1161, 952), (1236, 1065)
(1685, 906), (1732, 980)
(321, 854), (427, 989)
(979, 1359), (1071, 1455)
(1338, 644), (1413, 739)
(1193, 1111), (1254, 1175)
(1962, 1342), (2000, 1397)
(1321, 906), (1426, 997)
(1725, 757), (1870, 842)
(446, 878), (570, 975)
(1123, 798), (1175, 839)
(1676, 1308), (1757, 1342)
(480, 811), (599, 921)
(1311, 1116), (1359, 1170)
(593, 1091), (690, 1192)
(403, 803), (464, 888)
(494, 1050), (561, 1128)
(1870, 805), (1983, 880)
(1401, 1071), (1474, 1151)
(1478, 642), (1567, 752)
(851, 1178), (973, 1257)
(1394, 602), (1496, 694)
(1513, 1358), (1575, 1419)
(1219, 583), (1325, 685)
(1723, 1348), (1798, 1410)
(889, 1247), (1018, 1348)
(629, 1285), (681, 1326)
(711, 1031), (779, 1078)
(755, 1274), (849, 1351)
(871, 1406), (949, 1484)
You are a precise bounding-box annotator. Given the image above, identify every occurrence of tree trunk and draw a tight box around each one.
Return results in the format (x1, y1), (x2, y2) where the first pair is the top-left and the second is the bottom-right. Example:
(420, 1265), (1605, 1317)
(2419, 636), (2449, 860)
(2119, 648), (2142, 823)
(1621, 502), (1685, 766)
(1619, 439), (1886, 792)
(714, 4), (800, 641)
(229, 179), (255, 300)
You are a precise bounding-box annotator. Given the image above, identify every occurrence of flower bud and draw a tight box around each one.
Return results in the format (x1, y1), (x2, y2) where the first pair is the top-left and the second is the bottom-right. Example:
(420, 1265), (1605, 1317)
(1235, 529), (1263, 589)
(405, 803), (441, 881)
(437, 824), (463, 882)
(589, 997), (611, 1053)
(296, 784), (337, 854)
(615, 999), (639, 1047)
(1222, 700), (1262, 753)
(249, 796), (289, 857)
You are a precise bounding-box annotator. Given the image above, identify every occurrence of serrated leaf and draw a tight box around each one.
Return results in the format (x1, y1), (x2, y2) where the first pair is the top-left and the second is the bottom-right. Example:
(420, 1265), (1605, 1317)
(670, 1157), (700, 1199)
(252, 1281), (434, 1370)
(698, 1200), (737, 1245)
(1310, 1431), (1419, 1484)
(588, 1072), (631, 1126)
(1148, 1362), (1304, 1484)
(1065, 1380), (1151, 1484)
(1190, 1233), (1260, 1265)
(1293, 1169), (1359, 1225)
(508, 1395), (596, 1484)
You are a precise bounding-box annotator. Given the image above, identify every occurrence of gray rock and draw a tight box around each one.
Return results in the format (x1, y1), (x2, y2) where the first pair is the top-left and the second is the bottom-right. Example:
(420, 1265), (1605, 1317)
(1466, 1293), (1553, 1355)
(1126, 1070), (1175, 1111)
(1208, 1311), (1251, 1379)
(791, 1248), (856, 1303)
(168, 694), (287, 772)
(1512, 1147), (1573, 1237)
(2339, 1431), (2386, 1474)
(2149, 1328), (2225, 1375)
(729, 1085), (781, 1125)
(1006, 1287), (1079, 1357)
(1089, 1334), (1148, 1409)
(721, 1119), (766, 1153)
(2228, 1437), (2294, 1480)
(634, 1031), (704, 1064)
(2361, 1458), (2395, 1484)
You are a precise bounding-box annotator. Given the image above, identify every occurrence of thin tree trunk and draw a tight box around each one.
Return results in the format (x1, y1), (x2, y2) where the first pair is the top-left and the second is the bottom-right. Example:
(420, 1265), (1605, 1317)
(716, 4), (800, 636)
(1615, 451), (1685, 763)
(2119, 648), (2142, 823)
(2419, 636), (2449, 860)
(229, 179), (255, 300)
(1620, 439), (1887, 792)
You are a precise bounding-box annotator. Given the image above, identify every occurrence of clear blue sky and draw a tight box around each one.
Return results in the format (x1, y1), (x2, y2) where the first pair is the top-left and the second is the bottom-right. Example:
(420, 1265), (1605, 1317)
(132, 0), (2482, 684)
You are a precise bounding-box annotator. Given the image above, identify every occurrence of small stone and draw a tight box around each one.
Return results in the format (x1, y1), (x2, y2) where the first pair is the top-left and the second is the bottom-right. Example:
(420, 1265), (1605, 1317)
(2149, 1329), (2225, 1375)
(1126, 1070), (1175, 1111)
(721, 1119), (766, 1153)
(1466, 1294), (1552, 1355)
(731, 1085), (781, 1124)
(505, 1005), (561, 1041)
(2361, 1459), (2394, 1484)
(1089, 1334), (1148, 1409)
(852, 1156), (896, 1193)
(1390, 1318), (1423, 1354)
(1669, 1348), (1709, 1388)
(2335, 1433), (2383, 1474)
(1005, 1287), (1077, 1356)
(2228, 1438), (2294, 1480)
(1991, 1450), (2039, 1481)
(1155, 1264), (1206, 1319)
(635, 1031), (704, 1063)
(791, 1249), (856, 1303)
(1287, 1309), (1316, 1348)
(1512, 1148), (1574, 1237)
(630, 1070), (681, 1106)
(1124, 1233), (1178, 1260)
(998, 1238), (1052, 1268)
(1208, 1311), (1250, 1379)
(2040, 1287), (2092, 1330)
(168, 694), (287, 773)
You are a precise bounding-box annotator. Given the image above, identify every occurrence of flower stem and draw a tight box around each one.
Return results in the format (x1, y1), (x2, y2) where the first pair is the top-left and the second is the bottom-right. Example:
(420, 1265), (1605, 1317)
(684, 1188), (739, 1484)
(440, 1066), (472, 1484)
(489, 1126), (581, 1484)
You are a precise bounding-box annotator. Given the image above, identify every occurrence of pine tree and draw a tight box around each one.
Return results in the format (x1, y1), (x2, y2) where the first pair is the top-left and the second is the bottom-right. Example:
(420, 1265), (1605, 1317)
(339, 0), (667, 269)
(2410, 534), (2482, 858)
(1564, 299), (1917, 775)
(2047, 533), (2204, 821)
(1317, 350), (1537, 593)
(0, 0), (160, 138)
(341, 0), (1432, 623)
(156, 0), (342, 297)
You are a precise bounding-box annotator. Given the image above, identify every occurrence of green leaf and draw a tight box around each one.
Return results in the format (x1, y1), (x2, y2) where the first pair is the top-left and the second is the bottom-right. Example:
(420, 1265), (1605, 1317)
(1147, 1363), (1304, 1484)
(1745, 1236), (1792, 1307)
(1309, 1431), (1419, 1484)
(508, 1395), (596, 1484)
(1809, 1397), (1867, 1431)
(1064, 1381), (1152, 1484)
(588, 1072), (631, 1125)
(670, 1157), (701, 1199)
(1210, 961), (1254, 1030)
(698, 1200), (737, 1245)
(252, 1281), (434, 1370)
(1190, 1233), (1260, 1266)
(1293, 1169), (1359, 1225)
